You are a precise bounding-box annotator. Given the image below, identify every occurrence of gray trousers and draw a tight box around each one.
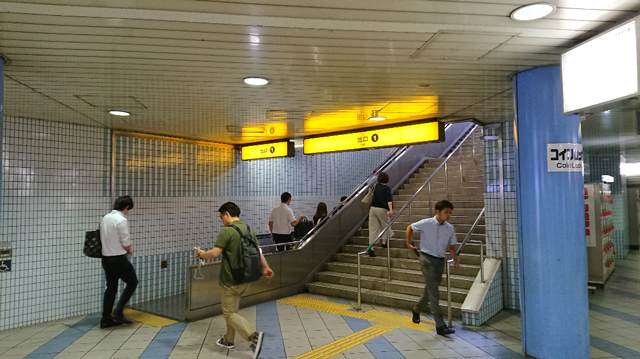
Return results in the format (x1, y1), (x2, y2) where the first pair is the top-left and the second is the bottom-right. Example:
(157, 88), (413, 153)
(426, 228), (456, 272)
(413, 253), (446, 328)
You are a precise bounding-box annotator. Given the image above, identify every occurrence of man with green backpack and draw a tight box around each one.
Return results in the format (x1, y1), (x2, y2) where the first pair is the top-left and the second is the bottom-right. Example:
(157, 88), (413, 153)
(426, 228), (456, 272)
(196, 202), (274, 359)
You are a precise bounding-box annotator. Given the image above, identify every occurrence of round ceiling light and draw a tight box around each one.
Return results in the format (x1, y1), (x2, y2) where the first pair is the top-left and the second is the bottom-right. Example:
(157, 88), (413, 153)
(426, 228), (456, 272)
(243, 77), (269, 86)
(368, 116), (386, 121)
(510, 3), (555, 21)
(109, 110), (131, 116)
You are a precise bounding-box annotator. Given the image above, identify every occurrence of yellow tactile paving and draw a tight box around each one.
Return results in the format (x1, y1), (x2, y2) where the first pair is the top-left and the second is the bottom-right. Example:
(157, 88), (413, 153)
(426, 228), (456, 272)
(121, 308), (178, 328)
(294, 323), (398, 359)
(277, 295), (435, 332)
(278, 296), (436, 359)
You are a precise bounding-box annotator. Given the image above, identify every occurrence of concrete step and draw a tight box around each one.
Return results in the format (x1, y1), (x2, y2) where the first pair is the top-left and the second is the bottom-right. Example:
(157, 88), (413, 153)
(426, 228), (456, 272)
(342, 244), (483, 265)
(334, 252), (482, 276)
(400, 184), (484, 195)
(395, 193), (484, 202)
(385, 207), (482, 217)
(393, 200), (484, 209)
(316, 271), (469, 303)
(350, 236), (485, 255)
(306, 282), (463, 318)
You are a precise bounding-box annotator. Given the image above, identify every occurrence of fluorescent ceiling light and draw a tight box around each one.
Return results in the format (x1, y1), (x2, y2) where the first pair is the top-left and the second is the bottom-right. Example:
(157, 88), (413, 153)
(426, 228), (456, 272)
(621, 163), (640, 176)
(243, 77), (268, 86)
(510, 3), (555, 21)
(368, 116), (386, 121)
(109, 110), (130, 116)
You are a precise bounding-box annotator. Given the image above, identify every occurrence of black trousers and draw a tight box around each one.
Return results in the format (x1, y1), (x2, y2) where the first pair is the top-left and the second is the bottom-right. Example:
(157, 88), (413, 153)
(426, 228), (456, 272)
(101, 255), (138, 321)
(273, 233), (292, 252)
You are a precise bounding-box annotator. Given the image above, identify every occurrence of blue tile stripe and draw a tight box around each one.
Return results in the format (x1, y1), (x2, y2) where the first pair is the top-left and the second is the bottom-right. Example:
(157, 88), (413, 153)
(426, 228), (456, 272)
(24, 314), (102, 359)
(590, 304), (640, 325)
(590, 336), (640, 358)
(140, 322), (187, 359)
(257, 301), (286, 359)
(341, 314), (404, 359)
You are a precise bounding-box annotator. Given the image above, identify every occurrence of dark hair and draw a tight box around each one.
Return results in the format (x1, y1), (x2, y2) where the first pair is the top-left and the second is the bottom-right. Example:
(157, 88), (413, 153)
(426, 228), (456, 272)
(218, 202), (241, 217)
(281, 192), (292, 203)
(377, 172), (390, 184)
(113, 196), (134, 211)
(435, 200), (454, 212)
(314, 202), (328, 219)
(340, 196), (347, 202)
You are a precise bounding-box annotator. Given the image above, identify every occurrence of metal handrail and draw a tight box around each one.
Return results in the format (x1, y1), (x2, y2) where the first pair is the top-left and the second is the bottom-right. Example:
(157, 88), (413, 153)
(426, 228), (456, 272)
(356, 124), (479, 310)
(468, 240), (485, 283)
(456, 207), (486, 256)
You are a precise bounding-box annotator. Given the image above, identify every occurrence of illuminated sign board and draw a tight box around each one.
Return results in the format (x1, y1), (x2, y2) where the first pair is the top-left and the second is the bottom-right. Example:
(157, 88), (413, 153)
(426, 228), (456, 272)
(303, 121), (443, 155)
(241, 141), (294, 161)
(562, 19), (639, 114)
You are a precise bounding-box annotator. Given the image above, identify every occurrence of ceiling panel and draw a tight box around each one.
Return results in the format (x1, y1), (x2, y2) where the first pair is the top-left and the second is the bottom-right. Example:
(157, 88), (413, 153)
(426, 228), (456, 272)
(0, 0), (639, 144)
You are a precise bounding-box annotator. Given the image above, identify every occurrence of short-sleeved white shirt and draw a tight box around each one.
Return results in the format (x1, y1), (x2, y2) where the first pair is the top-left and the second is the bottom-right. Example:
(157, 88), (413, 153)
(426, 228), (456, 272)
(269, 203), (296, 234)
(411, 216), (457, 258)
(100, 210), (131, 256)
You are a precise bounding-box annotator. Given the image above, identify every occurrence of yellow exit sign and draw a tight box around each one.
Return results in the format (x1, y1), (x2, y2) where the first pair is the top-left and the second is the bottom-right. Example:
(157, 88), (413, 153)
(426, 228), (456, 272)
(241, 141), (295, 161)
(303, 121), (443, 155)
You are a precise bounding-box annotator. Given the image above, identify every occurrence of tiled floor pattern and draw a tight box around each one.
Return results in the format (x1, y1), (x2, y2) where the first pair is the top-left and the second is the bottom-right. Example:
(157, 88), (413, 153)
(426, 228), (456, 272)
(1, 251), (639, 359)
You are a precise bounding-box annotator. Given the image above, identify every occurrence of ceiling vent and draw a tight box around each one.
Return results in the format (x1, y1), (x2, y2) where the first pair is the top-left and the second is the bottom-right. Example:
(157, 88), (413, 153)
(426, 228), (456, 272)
(75, 95), (147, 110)
(410, 30), (519, 61)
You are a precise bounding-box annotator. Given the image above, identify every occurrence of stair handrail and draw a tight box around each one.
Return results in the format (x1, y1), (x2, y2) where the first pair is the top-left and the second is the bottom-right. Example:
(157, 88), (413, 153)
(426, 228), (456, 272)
(456, 207), (486, 256)
(356, 124), (479, 310)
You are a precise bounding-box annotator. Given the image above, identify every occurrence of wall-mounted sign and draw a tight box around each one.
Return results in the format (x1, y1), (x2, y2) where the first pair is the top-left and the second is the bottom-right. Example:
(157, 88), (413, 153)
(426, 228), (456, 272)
(303, 121), (443, 155)
(0, 260), (11, 272)
(0, 249), (12, 258)
(241, 141), (294, 161)
(562, 19), (639, 114)
(547, 143), (583, 172)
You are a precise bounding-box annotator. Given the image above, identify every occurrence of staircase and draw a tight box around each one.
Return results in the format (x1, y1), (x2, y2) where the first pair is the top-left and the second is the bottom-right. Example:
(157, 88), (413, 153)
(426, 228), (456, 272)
(307, 127), (485, 318)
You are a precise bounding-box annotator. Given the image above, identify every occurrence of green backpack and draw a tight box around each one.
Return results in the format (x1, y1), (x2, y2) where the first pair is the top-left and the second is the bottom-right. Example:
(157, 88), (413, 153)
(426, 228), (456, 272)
(227, 224), (263, 284)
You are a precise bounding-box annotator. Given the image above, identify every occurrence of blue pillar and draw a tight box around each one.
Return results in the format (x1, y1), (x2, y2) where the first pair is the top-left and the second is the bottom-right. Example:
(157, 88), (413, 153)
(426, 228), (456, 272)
(513, 65), (589, 359)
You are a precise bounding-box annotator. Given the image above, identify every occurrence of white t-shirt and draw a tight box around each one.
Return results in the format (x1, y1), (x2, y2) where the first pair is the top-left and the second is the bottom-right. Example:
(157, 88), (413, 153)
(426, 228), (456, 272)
(269, 203), (296, 234)
(100, 210), (131, 256)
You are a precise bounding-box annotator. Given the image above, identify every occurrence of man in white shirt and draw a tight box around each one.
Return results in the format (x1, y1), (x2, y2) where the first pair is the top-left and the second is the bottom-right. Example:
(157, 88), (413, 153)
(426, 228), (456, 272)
(406, 200), (459, 336)
(269, 192), (305, 251)
(100, 195), (138, 328)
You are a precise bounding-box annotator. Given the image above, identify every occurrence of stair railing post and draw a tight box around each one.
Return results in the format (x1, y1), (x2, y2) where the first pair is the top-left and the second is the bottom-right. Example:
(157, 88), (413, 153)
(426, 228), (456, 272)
(428, 182), (433, 217)
(445, 162), (449, 199)
(357, 252), (363, 310)
(447, 259), (452, 328)
(472, 131), (476, 164)
(480, 243), (485, 283)
(387, 233), (391, 281)
(459, 144), (464, 183)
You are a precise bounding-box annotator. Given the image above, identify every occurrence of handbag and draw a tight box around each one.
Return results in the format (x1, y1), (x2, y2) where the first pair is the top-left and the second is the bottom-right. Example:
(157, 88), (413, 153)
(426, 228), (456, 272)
(361, 184), (375, 205)
(84, 220), (103, 258)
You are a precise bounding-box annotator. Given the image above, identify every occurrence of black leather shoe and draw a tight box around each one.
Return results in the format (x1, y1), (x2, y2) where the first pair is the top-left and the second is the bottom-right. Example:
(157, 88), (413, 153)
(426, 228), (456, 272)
(367, 249), (376, 257)
(111, 314), (133, 325)
(436, 325), (455, 336)
(100, 319), (122, 329)
(381, 243), (388, 249)
(412, 311), (420, 324)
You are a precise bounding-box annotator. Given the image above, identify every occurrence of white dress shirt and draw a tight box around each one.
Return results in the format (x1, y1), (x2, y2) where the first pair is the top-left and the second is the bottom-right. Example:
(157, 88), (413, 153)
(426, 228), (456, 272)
(100, 210), (131, 256)
(411, 216), (457, 258)
(269, 203), (296, 234)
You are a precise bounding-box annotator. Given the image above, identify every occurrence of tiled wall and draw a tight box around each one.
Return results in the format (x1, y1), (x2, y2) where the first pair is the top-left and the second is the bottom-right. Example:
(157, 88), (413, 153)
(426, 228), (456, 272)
(483, 122), (520, 310)
(461, 265), (504, 326)
(0, 117), (110, 330)
(584, 154), (629, 259)
(0, 116), (394, 330)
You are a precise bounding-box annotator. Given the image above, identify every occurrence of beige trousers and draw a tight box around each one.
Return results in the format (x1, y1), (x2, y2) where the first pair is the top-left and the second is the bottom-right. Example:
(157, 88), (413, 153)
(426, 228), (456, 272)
(368, 206), (392, 245)
(222, 283), (255, 343)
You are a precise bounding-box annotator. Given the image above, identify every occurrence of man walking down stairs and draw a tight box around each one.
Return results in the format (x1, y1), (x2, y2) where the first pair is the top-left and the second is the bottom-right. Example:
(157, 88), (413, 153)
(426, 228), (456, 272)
(406, 200), (459, 336)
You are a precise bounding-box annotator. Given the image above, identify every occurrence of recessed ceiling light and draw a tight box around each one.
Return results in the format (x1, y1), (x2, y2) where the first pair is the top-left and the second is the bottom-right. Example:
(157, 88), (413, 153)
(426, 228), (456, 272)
(243, 77), (269, 86)
(510, 3), (555, 21)
(109, 110), (130, 116)
(368, 116), (386, 121)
